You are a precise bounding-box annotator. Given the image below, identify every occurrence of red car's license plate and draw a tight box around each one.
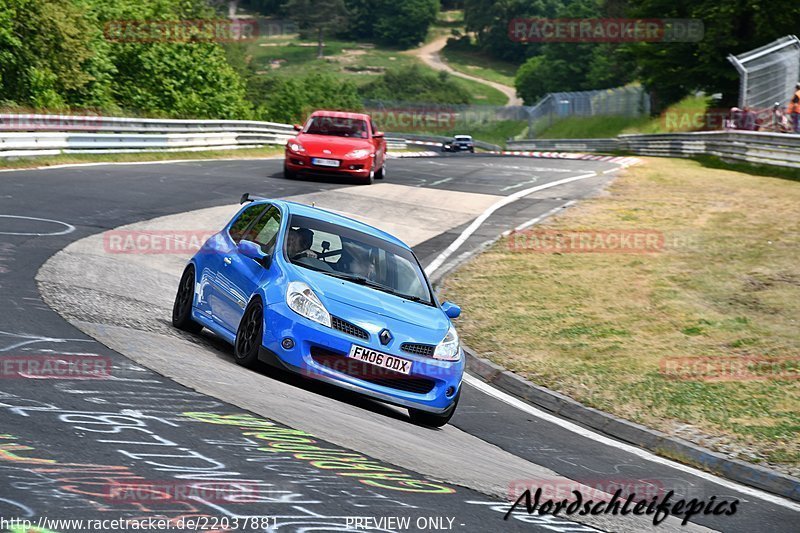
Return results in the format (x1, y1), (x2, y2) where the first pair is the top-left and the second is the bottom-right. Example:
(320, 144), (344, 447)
(312, 158), (340, 168)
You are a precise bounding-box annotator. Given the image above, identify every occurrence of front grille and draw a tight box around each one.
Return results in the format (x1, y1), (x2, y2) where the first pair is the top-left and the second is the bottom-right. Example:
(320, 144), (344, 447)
(310, 347), (435, 394)
(401, 342), (435, 357)
(331, 316), (369, 340)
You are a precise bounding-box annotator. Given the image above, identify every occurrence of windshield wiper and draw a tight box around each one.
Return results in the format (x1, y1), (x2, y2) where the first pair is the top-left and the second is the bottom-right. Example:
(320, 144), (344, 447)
(321, 271), (428, 304)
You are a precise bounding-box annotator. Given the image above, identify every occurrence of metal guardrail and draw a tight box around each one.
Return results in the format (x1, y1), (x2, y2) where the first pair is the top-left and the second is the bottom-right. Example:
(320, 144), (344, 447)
(507, 138), (621, 152)
(0, 114), (501, 158)
(0, 114), (297, 158)
(0, 113), (297, 134)
(508, 131), (800, 169)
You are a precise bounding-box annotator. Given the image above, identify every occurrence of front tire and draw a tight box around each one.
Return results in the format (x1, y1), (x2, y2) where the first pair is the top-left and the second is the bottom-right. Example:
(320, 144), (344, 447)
(234, 298), (263, 368)
(283, 163), (297, 180)
(360, 168), (374, 185)
(172, 265), (203, 334)
(408, 389), (460, 428)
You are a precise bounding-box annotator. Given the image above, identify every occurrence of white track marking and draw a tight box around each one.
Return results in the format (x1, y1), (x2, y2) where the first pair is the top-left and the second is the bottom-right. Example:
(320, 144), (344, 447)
(0, 215), (75, 236)
(0, 156), (283, 173)
(428, 177), (454, 187)
(500, 177), (539, 192)
(500, 200), (577, 236)
(464, 374), (800, 511)
(424, 172), (598, 275)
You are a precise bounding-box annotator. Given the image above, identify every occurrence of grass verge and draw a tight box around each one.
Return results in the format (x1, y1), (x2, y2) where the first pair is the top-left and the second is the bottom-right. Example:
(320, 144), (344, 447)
(537, 115), (652, 139)
(247, 36), (507, 106)
(442, 157), (800, 474)
(0, 147), (284, 170)
(535, 95), (714, 138)
(440, 46), (518, 87)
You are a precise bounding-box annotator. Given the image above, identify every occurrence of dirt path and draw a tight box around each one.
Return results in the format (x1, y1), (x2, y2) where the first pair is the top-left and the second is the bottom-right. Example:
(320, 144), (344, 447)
(407, 35), (523, 106)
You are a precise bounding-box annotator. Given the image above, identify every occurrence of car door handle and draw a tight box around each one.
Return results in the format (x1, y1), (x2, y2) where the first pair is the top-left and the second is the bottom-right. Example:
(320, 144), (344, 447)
(223, 257), (232, 266)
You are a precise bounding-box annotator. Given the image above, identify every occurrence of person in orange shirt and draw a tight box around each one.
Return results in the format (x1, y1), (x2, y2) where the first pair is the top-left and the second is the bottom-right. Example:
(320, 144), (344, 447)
(788, 83), (800, 133)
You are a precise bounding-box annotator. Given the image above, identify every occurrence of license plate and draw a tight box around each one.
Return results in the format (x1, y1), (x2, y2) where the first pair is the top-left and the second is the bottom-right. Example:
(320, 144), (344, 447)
(312, 158), (340, 168)
(348, 345), (412, 375)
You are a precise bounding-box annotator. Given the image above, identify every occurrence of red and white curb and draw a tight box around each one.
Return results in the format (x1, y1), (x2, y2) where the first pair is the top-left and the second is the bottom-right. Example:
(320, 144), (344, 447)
(488, 150), (640, 167)
(386, 151), (440, 158)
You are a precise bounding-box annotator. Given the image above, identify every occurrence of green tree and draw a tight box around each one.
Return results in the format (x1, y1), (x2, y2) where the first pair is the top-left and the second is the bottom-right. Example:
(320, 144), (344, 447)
(463, 0), (562, 63)
(112, 42), (252, 118)
(0, 0), (98, 109)
(283, 0), (348, 58)
(625, 0), (800, 109)
(251, 73), (362, 123)
(373, 0), (438, 48)
(344, 0), (439, 49)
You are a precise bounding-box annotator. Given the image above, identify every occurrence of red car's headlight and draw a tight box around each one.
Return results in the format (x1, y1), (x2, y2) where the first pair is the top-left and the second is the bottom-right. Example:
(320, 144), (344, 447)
(288, 141), (305, 153)
(345, 148), (371, 159)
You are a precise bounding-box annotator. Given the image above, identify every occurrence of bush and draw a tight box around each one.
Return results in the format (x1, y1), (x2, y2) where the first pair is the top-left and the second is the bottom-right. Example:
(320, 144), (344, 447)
(251, 73), (362, 123)
(359, 65), (472, 105)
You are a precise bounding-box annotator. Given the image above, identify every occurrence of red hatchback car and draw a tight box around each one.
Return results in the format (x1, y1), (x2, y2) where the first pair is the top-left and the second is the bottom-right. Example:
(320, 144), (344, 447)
(284, 110), (387, 184)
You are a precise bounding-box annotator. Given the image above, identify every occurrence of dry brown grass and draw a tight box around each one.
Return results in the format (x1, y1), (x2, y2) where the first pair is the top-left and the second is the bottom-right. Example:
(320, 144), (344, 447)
(443, 157), (800, 472)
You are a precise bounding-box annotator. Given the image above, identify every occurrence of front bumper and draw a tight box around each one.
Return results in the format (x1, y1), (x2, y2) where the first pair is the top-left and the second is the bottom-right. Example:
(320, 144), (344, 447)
(260, 301), (464, 413)
(285, 152), (374, 177)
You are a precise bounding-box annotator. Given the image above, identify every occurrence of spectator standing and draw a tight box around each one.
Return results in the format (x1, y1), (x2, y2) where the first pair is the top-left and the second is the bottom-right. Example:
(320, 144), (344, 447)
(788, 83), (800, 133)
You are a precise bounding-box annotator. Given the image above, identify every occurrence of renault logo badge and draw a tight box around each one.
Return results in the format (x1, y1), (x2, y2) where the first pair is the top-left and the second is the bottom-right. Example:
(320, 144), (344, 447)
(379, 329), (392, 346)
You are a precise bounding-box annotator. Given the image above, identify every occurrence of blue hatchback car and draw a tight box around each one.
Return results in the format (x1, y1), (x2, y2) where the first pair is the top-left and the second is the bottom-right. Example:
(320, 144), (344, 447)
(172, 194), (464, 426)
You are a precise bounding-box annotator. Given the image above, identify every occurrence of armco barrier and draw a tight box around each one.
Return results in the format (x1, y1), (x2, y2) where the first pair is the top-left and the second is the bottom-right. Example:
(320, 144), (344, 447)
(0, 113), (499, 158)
(508, 130), (800, 169)
(506, 138), (621, 153)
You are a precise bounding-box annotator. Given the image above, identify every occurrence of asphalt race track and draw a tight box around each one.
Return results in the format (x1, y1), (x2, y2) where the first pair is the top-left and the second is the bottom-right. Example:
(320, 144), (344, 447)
(1, 155), (798, 532)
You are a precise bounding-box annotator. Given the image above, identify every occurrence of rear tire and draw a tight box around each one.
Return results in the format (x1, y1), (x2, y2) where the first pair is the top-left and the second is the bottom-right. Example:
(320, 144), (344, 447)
(234, 298), (263, 369)
(375, 163), (385, 179)
(408, 389), (460, 428)
(172, 265), (203, 334)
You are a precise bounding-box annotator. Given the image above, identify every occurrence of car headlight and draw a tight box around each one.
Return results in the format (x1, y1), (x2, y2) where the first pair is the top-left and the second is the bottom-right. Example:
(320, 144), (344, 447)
(288, 141), (305, 153)
(433, 325), (461, 361)
(286, 281), (331, 327)
(345, 148), (371, 159)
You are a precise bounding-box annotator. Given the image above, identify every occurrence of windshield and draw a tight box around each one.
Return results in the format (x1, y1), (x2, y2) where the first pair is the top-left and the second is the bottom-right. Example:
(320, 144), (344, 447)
(304, 116), (369, 138)
(285, 214), (433, 305)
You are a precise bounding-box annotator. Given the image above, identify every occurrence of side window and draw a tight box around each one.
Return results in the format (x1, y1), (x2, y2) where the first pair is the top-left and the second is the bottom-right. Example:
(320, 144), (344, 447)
(370, 119), (378, 135)
(229, 204), (267, 244)
(245, 206), (282, 253)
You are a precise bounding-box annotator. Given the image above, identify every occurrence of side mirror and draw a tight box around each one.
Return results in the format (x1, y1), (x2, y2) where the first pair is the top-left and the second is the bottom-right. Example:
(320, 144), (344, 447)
(373, 131), (385, 138)
(441, 301), (461, 319)
(293, 124), (302, 131)
(237, 240), (271, 268)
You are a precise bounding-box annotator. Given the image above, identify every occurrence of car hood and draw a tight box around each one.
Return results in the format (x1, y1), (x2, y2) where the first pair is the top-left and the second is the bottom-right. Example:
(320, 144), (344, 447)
(295, 267), (449, 336)
(295, 134), (373, 157)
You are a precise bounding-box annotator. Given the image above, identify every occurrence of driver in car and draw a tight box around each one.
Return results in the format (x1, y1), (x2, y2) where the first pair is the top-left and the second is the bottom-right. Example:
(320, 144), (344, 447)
(287, 227), (317, 260)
